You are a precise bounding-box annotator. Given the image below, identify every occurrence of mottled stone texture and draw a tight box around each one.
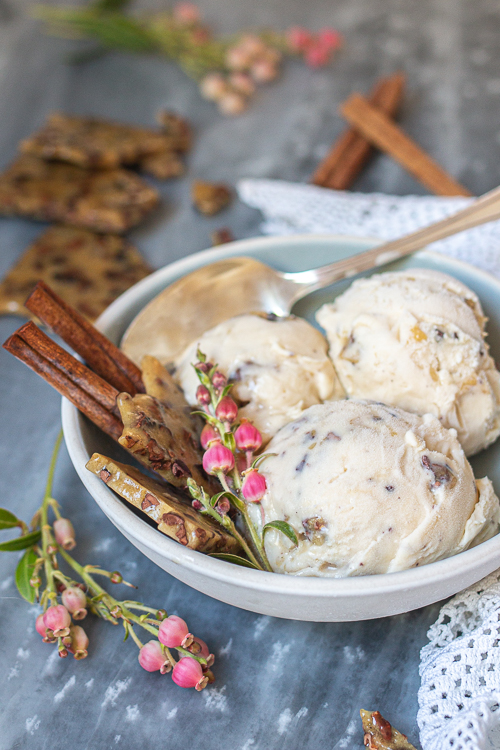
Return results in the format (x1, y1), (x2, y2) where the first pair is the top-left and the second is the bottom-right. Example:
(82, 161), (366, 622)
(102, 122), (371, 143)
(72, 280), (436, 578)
(1, 0), (499, 748)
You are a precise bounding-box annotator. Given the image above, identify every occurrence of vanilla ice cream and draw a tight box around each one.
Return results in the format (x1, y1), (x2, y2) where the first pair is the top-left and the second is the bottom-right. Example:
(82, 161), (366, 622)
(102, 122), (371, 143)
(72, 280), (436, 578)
(174, 313), (343, 443)
(316, 269), (500, 456)
(257, 400), (499, 577)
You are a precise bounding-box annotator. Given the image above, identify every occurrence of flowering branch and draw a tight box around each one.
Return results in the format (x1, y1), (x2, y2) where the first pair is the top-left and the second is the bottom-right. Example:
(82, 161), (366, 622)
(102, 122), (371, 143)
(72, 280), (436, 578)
(0, 431), (214, 691)
(32, 1), (342, 115)
(186, 351), (298, 571)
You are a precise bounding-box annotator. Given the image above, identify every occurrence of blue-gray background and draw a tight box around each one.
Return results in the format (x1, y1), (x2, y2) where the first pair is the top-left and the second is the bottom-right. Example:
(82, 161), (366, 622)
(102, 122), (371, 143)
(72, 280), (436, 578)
(1, 1), (499, 748)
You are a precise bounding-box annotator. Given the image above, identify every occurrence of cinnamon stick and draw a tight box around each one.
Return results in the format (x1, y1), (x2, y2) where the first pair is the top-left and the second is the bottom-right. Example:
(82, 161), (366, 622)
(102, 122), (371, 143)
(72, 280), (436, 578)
(25, 281), (144, 395)
(4, 327), (122, 440)
(340, 94), (472, 197)
(311, 72), (406, 189)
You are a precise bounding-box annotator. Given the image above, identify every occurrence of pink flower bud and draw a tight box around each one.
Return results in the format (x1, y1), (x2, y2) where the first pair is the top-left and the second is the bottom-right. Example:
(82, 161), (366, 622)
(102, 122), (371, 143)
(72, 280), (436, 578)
(53, 518), (76, 550)
(234, 421), (262, 452)
(200, 73), (227, 101)
(68, 625), (89, 660)
(158, 615), (193, 648)
(215, 497), (231, 516)
(172, 657), (208, 690)
(36, 613), (48, 639)
(305, 44), (330, 68)
(239, 33), (266, 56)
(192, 499), (204, 511)
(138, 640), (167, 672)
(287, 26), (313, 52)
(196, 385), (211, 406)
(215, 396), (238, 423)
(241, 469), (267, 503)
(250, 60), (278, 83)
(203, 444), (235, 475)
(200, 423), (221, 450)
(61, 586), (87, 620)
(218, 92), (248, 116)
(173, 2), (200, 24)
(43, 605), (71, 637)
(192, 638), (215, 668)
(225, 45), (252, 71)
(212, 371), (227, 390)
(195, 360), (213, 374)
(229, 73), (256, 97)
(317, 27), (342, 51)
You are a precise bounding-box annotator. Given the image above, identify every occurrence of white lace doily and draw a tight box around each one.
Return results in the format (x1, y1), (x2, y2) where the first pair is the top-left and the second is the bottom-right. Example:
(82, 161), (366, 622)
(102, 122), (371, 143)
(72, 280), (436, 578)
(238, 179), (500, 280)
(237, 178), (500, 750)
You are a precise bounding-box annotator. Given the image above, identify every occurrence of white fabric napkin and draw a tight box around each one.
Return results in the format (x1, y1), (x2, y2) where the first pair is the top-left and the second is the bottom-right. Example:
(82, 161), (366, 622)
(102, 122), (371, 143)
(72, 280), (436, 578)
(237, 179), (500, 750)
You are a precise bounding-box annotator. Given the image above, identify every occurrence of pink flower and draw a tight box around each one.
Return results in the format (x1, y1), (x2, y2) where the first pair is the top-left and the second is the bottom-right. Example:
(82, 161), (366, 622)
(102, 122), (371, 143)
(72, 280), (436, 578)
(234, 421), (262, 452)
(191, 638), (215, 668)
(287, 26), (313, 52)
(225, 45), (252, 71)
(218, 92), (248, 116)
(305, 44), (331, 68)
(68, 625), (89, 660)
(203, 444), (235, 475)
(199, 73), (227, 101)
(158, 615), (193, 648)
(317, 27), (342, 51)
(173, 2), (200, 25)
(172, 657), (208, 690)
(43, 605), (71, 637)
(215, 396), (238, 423)
(36, 613), (49, 639)
(238, 34), (266, 56)
(229, 73), (256, 97)
(241, 469), (267, 503)
(212, 371), (227, 390)
(138, 640), (169, 672)
(53, 518), (76, 550)
(200, 423), (221, 450)
(196, 385), (211, 406)
(250, 60), (278, 83)
(61, 586), (87, 620)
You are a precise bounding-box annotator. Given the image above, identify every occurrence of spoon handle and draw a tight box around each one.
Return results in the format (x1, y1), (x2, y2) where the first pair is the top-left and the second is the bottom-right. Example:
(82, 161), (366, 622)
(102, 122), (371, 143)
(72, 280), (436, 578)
(284, 184), (500, 297)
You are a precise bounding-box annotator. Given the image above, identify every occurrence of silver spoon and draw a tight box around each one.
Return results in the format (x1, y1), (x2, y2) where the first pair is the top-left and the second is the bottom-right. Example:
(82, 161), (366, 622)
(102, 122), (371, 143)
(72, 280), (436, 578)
(121, 185), (500, 365)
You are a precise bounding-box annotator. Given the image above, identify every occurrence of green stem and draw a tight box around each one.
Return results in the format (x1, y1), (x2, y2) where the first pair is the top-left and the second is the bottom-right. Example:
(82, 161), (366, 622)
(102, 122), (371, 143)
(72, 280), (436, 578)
(241, 505), (272, 572)
(40, 430), (64, 603)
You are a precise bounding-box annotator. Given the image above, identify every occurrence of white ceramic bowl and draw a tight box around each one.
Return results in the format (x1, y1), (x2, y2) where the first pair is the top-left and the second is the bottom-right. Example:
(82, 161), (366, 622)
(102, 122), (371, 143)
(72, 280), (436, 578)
(62, 235), (500, 622)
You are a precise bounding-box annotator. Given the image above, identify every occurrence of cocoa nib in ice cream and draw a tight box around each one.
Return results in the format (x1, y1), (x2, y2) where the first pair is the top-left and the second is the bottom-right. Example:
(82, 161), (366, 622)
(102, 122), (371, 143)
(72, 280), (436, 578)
(256, 400), (499, 577)
(316, 269), (500, 456)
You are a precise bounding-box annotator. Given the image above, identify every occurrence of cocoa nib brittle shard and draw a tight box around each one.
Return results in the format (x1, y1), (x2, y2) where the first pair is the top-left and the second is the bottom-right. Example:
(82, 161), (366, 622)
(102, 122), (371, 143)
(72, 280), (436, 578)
(0, 225), (151, 321)
(141, 355), (200, 438)
(360, 710), (417, 750)
(86, 454), (239, 554)
(191, 181), (232, 216)
(117, 392), (212, 493)
(20, 113), (190, 169)
(0, 155), (159, 233)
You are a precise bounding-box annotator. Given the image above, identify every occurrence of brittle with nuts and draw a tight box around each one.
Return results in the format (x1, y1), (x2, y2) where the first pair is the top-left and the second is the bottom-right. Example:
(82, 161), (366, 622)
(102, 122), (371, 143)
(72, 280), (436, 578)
(192, 180), (232, 215)
(360, 710), (417, 750)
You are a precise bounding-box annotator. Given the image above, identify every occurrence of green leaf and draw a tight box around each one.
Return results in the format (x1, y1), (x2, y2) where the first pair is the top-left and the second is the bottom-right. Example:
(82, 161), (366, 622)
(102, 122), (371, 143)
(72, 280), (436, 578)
(263, 521), (298, 547)
(221, 384), (233, 398)
(15, 548), (38, 603)
(195, 349), (206, 363)
(0, 508), (21, 530)
(0, 530), (41, 552)
(251, 452), (277, 470)
(209, 553), (260, 570)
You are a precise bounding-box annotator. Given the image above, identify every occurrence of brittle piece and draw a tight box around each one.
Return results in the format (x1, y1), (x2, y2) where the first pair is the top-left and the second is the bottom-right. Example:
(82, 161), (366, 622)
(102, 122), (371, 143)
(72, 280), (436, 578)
(0, 155), (159, 233)
(360, 710), (417, 750)
(141, 355), (198, 437)
(192, 180), (232, 215)
(0, 225), (151, 321)
(20, 113), (170, 169)
(139, 151), (185, 180)
(117, 392), (212, 492)
(86, 453), (240, 553)
(156, 111), (192, 152)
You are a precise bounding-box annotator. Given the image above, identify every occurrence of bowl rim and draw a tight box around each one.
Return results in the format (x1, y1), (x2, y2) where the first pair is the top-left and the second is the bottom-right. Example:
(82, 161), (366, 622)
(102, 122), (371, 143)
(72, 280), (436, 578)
(62, 233), (500, 598)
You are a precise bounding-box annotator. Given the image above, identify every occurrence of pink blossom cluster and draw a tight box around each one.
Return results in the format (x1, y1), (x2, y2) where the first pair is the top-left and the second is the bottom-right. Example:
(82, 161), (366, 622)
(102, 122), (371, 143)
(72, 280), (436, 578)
(286, 26), (342, 68)
(200, 33), (281, 115)
(36, 593), (89, 659)
(138, 615), (214, 690)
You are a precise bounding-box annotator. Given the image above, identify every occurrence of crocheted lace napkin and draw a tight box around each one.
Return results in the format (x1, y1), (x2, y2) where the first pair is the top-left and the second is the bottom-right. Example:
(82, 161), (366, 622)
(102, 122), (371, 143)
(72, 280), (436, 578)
(238, 179), (500, 750)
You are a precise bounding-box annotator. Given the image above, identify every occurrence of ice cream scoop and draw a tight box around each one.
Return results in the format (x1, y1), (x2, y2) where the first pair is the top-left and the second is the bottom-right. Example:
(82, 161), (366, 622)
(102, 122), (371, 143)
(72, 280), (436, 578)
(317, 269), (500, 456)
(257, 400), (499, 577)
(174, 313), (343, 443)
